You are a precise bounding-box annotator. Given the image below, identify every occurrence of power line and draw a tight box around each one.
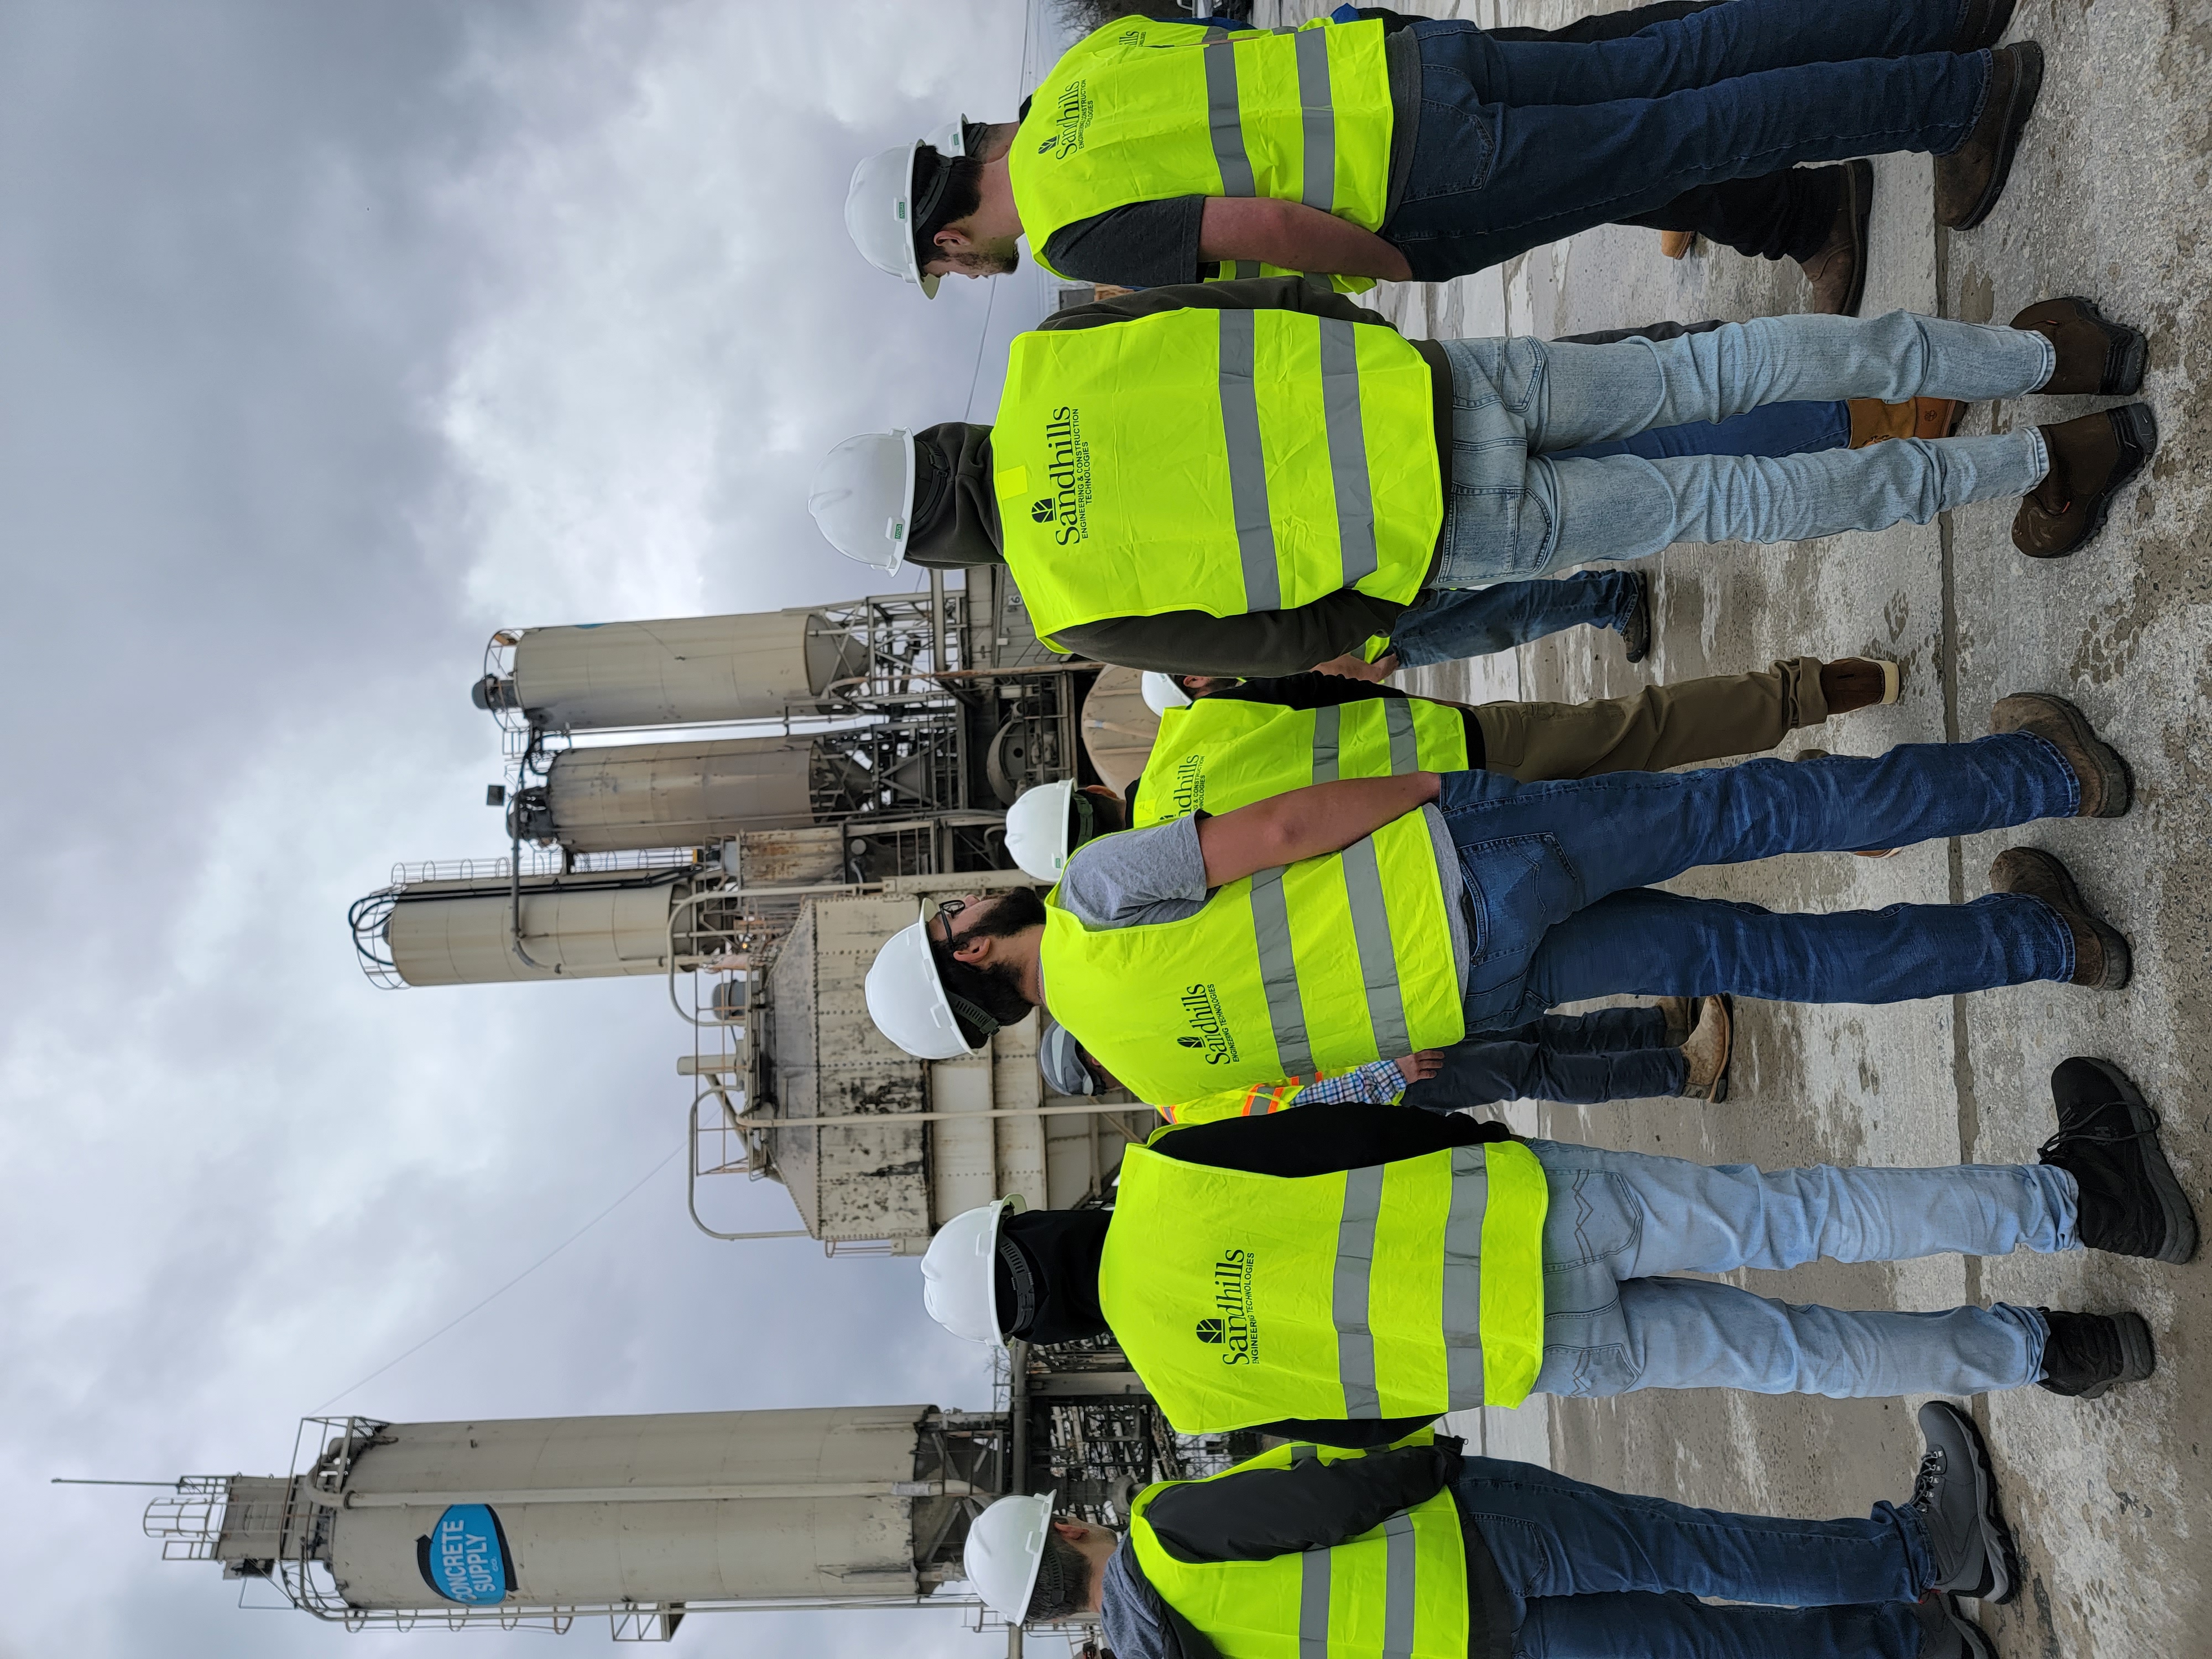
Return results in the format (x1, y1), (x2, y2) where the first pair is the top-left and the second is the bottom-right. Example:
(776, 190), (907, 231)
(313, 1144), (683, 1412)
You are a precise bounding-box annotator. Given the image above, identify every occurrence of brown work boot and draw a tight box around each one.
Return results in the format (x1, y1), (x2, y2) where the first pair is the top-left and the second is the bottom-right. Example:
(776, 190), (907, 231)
(1988, 848), (2131, 988)
(1797, 160), (1872, 316)
(2011, 297), (2147, 395)
(1656, 995), (1697, 1044)
(1952, 0), (2017, 50)
(1677, 995), (1733, 1101)
(1988, 691), (2132, 817)
(2012, 404), (2158, 558)
(1659, 229), (1697, 259)
(1848, 397), (1969, 446)
(1819, 658), (1902, 714)
(1934, 43), (2043, 231)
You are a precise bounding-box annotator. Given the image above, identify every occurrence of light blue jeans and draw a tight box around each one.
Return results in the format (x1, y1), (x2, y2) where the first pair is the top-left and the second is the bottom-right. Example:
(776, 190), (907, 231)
(1527, 1139), (2078, 1399)
(1434, 310), (2059, 582)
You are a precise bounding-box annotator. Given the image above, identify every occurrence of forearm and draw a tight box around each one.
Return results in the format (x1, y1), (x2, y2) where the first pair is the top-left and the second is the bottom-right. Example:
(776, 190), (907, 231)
(1199, 198), (1413, 283)
(1197, 774), (1439, 885)
(1057, 593), (1406, 679)
(1141, 1443), (1459, 1562)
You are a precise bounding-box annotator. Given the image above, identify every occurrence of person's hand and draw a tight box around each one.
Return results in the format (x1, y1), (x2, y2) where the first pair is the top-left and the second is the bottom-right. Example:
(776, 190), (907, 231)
(1395, 1049), (1443, 1084)
(1314, 651), (1399, 682)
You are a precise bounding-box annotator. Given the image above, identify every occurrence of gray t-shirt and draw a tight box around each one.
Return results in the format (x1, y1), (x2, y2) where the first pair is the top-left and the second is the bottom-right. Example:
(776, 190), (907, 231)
(1052, 810), (1471, 988)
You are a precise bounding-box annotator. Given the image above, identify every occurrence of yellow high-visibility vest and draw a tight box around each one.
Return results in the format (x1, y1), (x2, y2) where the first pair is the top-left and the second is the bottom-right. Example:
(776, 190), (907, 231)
(993, 307), (1440, 649)
(1010, 18), (1394, 295)
(1134, 696), (1469, 826)
(1040, 807), (1463, 1104)
(1096, 1136), (1549, 1427)
(1128, 1436), (1469, 1659)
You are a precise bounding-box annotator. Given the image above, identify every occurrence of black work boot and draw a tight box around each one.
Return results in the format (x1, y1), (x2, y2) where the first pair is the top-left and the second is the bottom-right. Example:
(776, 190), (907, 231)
(2039, 1057), (2199, 1263)
(1797, 158), (1871, 316)
(2036, 1309), (2156, 1398)
(2011, 297), (2147, 395)
(1934, 42), (2043, 231)
(2013, 404), (2158, 559)
(1987, 848), (2131, 988)
(1952, 0), (2017, 51)
(1620, 570), (1651, 664)
(1908, 1401), (2021, 1603)
(1913, 1593), (2001, 1659)
(1987, 691), (2131, 817)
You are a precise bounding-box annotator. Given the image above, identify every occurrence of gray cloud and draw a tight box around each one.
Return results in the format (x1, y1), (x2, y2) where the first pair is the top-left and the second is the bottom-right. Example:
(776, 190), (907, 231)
(0, 2), (1062, 1653)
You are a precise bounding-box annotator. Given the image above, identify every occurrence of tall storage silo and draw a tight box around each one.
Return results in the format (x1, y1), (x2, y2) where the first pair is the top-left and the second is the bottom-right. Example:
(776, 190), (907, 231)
(352, 868), (717, 987)
(147, 1405), (1006, 1638)
(509, 737), (821, 857)
(475, 611), (870, 733)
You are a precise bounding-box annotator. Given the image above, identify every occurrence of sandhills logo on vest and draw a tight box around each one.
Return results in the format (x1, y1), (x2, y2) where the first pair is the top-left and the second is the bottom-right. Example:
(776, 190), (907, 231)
(1036, 79), (1093, 159)
(1037, 407), (1092, 546)
(1168, 753), (1206, 815)
(1203, 1248), (1258, 1364)
(1178, 982), (1239, 1065)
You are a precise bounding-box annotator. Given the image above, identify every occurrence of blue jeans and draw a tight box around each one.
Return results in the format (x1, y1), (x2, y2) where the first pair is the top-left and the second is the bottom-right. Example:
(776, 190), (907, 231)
(1558, 398), (1851, 464)
(1442, 732), (2080, 1030)
(1527, 1138), (2077, 1398)
(1432, 311), (2055, 582)
(1389, 1), (1987, 280)
(1400, 1008), (1684, 1112)
(1457, 1458), (1936, 1659)
(1391, 576), (1640, 666)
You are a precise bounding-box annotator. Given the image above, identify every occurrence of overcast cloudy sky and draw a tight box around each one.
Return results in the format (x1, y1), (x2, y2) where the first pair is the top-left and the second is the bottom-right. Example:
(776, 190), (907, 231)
(0, 2), (1065, 1654)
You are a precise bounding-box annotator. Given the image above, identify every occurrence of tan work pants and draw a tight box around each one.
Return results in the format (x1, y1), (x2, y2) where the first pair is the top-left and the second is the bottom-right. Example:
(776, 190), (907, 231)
(1472, 656), (1830, 781)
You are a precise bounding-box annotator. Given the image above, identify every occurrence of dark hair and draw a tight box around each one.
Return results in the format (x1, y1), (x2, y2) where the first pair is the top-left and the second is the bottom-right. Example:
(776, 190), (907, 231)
(930, 888), (1048, 1046)
(912, 146), (985, 266)
(1025, 1529), (1093, 1624)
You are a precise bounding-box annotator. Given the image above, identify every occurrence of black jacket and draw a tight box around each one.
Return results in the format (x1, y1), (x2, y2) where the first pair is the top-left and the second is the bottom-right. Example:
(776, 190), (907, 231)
(1100, 1437), (1514, 1659)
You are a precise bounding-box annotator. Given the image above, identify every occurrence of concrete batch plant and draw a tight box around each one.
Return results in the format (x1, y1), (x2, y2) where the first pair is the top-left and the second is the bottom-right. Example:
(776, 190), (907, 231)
(347, 574), (1165, 1251)
(146, 1399), (1256, 1641)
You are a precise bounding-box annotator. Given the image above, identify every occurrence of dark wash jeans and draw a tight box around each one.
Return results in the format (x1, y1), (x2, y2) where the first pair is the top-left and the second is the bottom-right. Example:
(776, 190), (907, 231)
(1384, 0), (1989, 280)
(1454, 1458), (1934, 1659)
(1400, 1006), (1683, 1111)
(1439, 733), (2079, 1031)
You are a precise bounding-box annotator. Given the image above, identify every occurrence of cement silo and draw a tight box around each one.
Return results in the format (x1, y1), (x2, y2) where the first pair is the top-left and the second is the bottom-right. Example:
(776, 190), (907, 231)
(351, 867), (742, 988)
(507, 737), (822, 857)
(148, 1405), (1006, 1637)
(474, 611), (869, 733)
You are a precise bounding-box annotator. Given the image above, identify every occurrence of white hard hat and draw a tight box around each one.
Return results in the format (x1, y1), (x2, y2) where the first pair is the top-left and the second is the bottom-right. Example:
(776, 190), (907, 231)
(965, 1490), (1058, 1624)
(922, 1197), (1020, 1344)
(1141, 671), (1192, 716)
(811, 431), (916, 571)
(864, 901), (985, 1060)
(1005, 780), (1076, 882)
(1037, 1020), (1094, 1097)
(845, 122), (964, 299)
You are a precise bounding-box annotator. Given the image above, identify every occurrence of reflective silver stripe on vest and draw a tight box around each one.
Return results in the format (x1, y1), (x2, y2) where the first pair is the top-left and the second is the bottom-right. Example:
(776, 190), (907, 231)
(1293, 27), (1336, 210)
(1250, 864), (1314, 1074)
(1312, 703), (1342, 784)
(1380, 1510), (1419, 1659)
(1385, 696), (1419, 774)
(1339, 835), (1412, 1057)
(1218, 310), (1281, 612)
(1442, 1146), (1489, 1406)
(1317, 319), (1380, 586)
(1299, 1541), (1331, 1659)
(1203, 41), (1256, 197)
(1230, 259), (1262, 278)
(1334, 1164), (1385, 1417)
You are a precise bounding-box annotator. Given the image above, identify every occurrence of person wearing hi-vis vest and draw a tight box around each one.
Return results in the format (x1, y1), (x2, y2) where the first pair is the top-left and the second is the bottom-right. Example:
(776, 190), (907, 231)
(960, 1411), (2025, 1659)
(804, 282), (2154, 677)
(841, 2), (2044, 317)
(899, 1056), (2194, 1430)
(1000, 655), (1899, 889)
(1038, 992), (1735, 1124)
